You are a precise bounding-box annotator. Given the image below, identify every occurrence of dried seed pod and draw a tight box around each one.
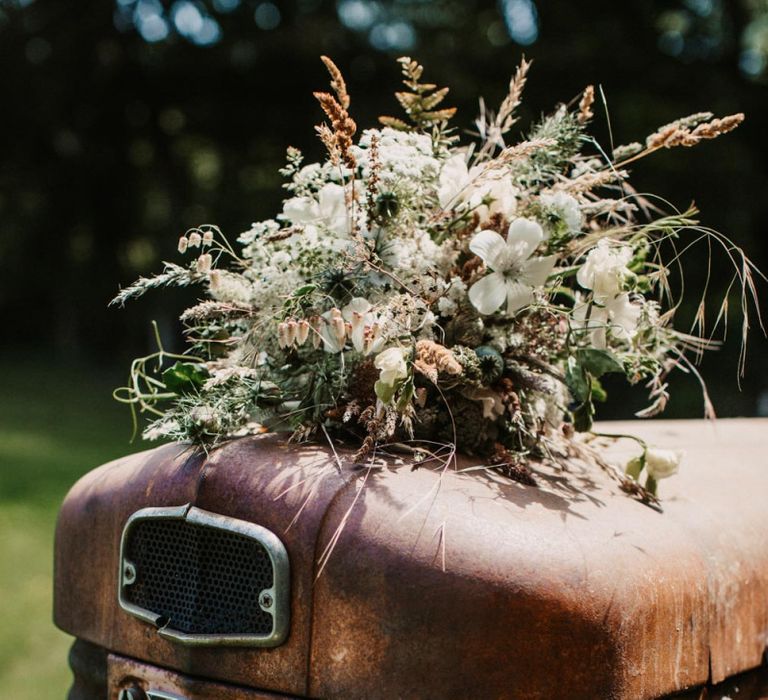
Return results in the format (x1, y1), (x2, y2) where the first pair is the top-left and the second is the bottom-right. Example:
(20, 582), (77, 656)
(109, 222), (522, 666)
(475, 346), (504, 383)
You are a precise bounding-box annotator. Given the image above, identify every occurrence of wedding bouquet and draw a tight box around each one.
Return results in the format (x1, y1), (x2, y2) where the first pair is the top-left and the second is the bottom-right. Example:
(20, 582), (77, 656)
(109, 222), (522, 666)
(113, 56), (760, 501)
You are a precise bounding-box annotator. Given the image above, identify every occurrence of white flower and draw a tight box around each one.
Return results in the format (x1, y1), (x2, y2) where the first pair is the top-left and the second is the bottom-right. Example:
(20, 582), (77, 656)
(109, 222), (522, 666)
(467, 218), (556, 316)
(374, 347), (408, 387)
(320, 308), (347, 353)
(540, 191), (582, 232)
(282, 182), (349, 238)
(577, 239), (633, 300)
(572, 292), (641, 349)
(319, 298), (385, 354)
(438, 154), (517, 221)
(645, 448), (682, 480)
(344, 297), (384, 354)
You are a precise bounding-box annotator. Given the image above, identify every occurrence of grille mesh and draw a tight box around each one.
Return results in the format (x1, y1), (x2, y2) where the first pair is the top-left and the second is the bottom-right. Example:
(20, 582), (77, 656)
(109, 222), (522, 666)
(123, 518), (274, 636)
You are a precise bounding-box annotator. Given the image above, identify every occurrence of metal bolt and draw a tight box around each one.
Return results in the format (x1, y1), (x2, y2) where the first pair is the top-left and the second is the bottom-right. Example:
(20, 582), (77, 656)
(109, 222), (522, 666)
(259, 591), (273, 609)
(122, 561), (137, 586)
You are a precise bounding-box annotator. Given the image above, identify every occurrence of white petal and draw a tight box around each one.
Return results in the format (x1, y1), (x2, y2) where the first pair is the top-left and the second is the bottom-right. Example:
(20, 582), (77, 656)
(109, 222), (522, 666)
(468, 272), (507, 315)
(605, 293), (641, 339)
(282, 196), (319, 224)
(438, 154), (470, 209)
(506, 218), (544, 259)
(505, 280), (535, 315)
(318, 183), (346, 217)
(469, 230), (507, 271)
(342, 297), (372, 321)
(521, 255), (557, 287)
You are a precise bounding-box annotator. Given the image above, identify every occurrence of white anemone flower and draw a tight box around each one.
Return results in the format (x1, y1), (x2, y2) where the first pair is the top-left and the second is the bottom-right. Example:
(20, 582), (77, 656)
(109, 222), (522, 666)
(468, 218), (556, 316)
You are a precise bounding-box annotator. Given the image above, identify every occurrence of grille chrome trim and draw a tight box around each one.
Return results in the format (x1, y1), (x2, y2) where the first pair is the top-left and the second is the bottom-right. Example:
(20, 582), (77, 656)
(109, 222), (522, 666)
(118, 504), (290, 647)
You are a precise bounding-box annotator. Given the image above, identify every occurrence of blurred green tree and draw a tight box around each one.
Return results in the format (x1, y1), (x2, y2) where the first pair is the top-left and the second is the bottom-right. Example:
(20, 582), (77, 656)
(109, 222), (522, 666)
(0, 0), (765, 417)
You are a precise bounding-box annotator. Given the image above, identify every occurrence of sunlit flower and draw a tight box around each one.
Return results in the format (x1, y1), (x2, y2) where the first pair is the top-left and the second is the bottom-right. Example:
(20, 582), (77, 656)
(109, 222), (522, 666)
(572, 292), (641, 349)
(540, 190), (582, 232)
(645, 448), (682, 480)
(467, 218), (556, 315)
(438, 153), (517, 221)
(577, 239), (633, 299)
(319, 298), (386, 354)
(282, 182), (350, 237)
(374, 347), (409, 387)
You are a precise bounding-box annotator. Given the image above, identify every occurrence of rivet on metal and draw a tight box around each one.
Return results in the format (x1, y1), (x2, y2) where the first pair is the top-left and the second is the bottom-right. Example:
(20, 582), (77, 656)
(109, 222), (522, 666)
(259, 591), (273, 610)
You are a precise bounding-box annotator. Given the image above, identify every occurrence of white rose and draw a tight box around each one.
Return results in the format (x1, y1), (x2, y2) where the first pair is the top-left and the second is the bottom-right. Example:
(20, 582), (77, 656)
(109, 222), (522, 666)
(645, 448), (682, 480)
(576, 239), (633, 300)
(374, 347), (408, 387)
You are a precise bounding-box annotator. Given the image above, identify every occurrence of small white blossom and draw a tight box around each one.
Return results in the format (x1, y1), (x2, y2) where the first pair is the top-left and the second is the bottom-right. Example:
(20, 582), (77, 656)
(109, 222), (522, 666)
(374, 347), (409, 387)
(540, 191), (582, 232)
(645, 448), (682, 480)
(438, 153), (517, 221)
(577, 239), (633, 299)
(177, 236), (189, 254)
(282, 182), (350, 238)
(572, 292), (641, 349)
(468, 218), (556, 316)
(188, 232), (202, 248)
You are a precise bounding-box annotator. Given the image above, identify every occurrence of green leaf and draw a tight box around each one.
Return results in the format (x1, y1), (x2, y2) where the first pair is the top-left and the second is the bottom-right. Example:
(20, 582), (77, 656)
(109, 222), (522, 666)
(576, 348), (624, 377)
(374, 380), (396, 405)
(572, 400), (594, 432)
(293, 284), (317, 297)
(590, 376), (607, 402)
(625, 456), (644, 480)
(565, 356), (590, 403)
(162, 361), (208, 395)
(396, 380), (414, 412)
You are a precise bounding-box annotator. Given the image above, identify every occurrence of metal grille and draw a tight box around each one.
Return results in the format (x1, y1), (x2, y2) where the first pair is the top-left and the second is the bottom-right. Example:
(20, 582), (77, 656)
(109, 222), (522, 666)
(124, 519), (273, 635)
(118, 506), (289, 646)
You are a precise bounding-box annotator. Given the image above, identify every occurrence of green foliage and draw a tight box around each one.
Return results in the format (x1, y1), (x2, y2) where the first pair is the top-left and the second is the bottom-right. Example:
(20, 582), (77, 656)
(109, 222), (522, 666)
(162, 361), (208, 395)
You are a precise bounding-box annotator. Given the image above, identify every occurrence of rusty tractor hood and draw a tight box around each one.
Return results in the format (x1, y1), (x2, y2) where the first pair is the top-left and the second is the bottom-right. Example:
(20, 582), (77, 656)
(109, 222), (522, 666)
(54, 419), (768, 699)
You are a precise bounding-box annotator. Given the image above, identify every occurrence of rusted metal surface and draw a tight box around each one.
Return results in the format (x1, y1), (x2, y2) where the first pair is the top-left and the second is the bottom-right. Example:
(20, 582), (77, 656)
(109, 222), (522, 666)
(55, 419), (768, 699)
(55, 435), (353, 696)
(108, 652), (297, 698)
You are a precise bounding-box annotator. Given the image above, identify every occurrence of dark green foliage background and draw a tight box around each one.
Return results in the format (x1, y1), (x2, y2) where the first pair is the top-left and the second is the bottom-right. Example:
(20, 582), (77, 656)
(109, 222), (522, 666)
(1, 0), (766, 418)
